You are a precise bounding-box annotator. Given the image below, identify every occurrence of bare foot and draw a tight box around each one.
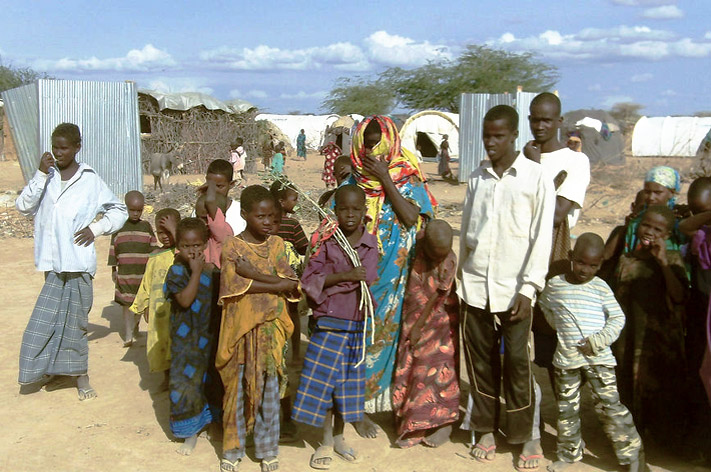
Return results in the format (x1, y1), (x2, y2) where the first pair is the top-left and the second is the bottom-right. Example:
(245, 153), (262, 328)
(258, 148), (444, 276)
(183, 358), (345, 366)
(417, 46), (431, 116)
(517, 439), (543, 471)
(77, 375), (97, 401)
(176, 434), (198, 455)
(626, 450), (649, 472)
(471, 432), (496, 462)
(353, 415), (378, 439)
(424, 424), (452, 448)
(547, 460), (573, 472)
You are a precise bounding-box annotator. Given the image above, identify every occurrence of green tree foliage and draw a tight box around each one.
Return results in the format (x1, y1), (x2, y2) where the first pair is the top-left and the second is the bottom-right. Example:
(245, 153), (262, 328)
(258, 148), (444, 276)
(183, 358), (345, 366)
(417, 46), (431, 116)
(609, 102), (644, 134)
(322, 45), (558, 114)
(321, 76), (395, 116)
(0, 59), (51, 93)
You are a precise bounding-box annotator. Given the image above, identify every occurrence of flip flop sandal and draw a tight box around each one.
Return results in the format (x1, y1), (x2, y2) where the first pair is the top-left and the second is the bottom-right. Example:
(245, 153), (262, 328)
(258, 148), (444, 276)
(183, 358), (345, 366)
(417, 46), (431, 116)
(78, 387), (97, 401)
(309, 445), (333, 470)
(515, 454), (543, 472)
(471, 443), (497, 463)
(261, 457), (279, 472)
(334, 446), (360, 463)
(220, 458), (241, 472)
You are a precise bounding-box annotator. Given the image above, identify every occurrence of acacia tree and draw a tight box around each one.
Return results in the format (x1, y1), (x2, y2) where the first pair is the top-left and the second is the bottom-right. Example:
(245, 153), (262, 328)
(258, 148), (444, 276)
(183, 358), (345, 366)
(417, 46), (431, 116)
(609, 102), (644, 135)
(321, 77), (395, 116)
(0, 59), (52, 93)
(322, 45), (558, 114)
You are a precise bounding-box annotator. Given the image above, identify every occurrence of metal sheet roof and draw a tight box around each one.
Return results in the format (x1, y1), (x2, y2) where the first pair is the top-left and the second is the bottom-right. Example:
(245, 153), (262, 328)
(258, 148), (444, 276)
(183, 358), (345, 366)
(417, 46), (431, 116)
(2, 79), (141, 196)
(138, 89), (256, 114)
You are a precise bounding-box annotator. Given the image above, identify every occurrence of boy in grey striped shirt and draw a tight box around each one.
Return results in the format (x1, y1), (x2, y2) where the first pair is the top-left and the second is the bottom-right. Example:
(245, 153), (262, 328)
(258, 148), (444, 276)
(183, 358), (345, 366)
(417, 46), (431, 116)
(539, 233), (647, 472)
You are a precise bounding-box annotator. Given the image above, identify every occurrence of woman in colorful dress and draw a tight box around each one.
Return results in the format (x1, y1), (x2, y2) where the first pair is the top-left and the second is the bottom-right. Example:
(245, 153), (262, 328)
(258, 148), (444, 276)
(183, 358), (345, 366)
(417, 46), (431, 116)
(320, 139), (341, 188)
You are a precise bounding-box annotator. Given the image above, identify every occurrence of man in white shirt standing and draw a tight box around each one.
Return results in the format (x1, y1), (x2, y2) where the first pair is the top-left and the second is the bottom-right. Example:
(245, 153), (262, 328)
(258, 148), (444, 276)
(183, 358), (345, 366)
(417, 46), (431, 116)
(16, 123), (128, 401)
(458, 106), (555, 470)
(523, 93), (591, 397)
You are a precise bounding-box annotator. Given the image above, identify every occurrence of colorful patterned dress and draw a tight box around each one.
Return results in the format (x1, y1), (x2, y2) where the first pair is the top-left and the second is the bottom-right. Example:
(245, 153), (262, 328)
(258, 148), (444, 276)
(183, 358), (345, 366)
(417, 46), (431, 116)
(108, 220), (157, 306)
(164, 261), (222, 438)
(320, 142), (341, 187)
(130, 248), (175, 372)
(392, 247), (459, 446)
(217, 235), (299, 452)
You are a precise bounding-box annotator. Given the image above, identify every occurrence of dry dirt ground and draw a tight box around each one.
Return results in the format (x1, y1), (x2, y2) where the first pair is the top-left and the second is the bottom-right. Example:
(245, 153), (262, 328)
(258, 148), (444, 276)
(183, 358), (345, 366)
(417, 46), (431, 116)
(0, 154), (708, 472)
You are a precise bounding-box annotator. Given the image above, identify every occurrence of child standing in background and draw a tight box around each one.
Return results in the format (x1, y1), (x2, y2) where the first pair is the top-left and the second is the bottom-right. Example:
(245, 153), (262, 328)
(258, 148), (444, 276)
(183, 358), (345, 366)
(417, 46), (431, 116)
(130, 208), (180, 386)
(195, 180), (234, 269)
(539, 233), (645, 472)
(271, 143), (285, 175)
(218, 185), (299, 472)
(294, 184), (378, 469)
(164, 217), (222, 456)
(612, 205), (688, 451)
(229, 138), (247, 187)
(392, 220), (460, 449)
(109, 190), (158, 347)
(270, 181), (308, 255)
(198, 159), (247, 235)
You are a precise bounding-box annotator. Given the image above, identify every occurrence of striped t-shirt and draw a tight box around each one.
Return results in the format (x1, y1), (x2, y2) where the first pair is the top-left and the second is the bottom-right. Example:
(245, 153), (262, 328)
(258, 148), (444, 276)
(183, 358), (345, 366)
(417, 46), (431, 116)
(538, 274), (625, 369)
(108, 219), (158, 306)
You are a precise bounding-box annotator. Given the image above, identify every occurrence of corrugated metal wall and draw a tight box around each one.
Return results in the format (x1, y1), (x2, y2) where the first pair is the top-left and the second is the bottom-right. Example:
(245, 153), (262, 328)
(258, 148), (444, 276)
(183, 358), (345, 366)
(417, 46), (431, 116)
(2, 84), (39, 182)
(458, 91), (537, 183)
(2, 79), (141, 196)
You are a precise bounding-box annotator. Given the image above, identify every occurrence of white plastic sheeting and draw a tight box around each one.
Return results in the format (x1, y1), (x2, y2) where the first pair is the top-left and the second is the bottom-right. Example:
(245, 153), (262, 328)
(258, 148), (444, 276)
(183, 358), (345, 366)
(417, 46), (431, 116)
(138, 89), (255, 114)
(400, 111), (459, 161)
(256, 114), (341, 150)
(632, 116), (711, 157)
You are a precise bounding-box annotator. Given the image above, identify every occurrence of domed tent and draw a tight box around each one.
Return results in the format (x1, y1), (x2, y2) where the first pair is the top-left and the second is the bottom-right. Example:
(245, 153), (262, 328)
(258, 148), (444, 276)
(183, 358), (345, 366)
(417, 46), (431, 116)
(399, 110), (459, 162)
(632, 116), (711, 157)
(694, 128), (711, 175)
(561, 109), (625, 164)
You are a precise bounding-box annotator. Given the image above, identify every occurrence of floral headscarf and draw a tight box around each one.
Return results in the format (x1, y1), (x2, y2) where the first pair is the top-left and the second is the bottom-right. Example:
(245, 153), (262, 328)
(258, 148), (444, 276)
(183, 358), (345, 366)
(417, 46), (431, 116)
(350, 115), (437, 242)
(645, 166), (681, 208)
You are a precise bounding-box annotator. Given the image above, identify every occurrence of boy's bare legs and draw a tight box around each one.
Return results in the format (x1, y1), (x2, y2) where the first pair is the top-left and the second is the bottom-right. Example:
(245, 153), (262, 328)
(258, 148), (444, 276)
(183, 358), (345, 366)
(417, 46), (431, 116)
(122, 306), (139, 347)
(311, 410), (359, 468)
(354, 414), (378, 438)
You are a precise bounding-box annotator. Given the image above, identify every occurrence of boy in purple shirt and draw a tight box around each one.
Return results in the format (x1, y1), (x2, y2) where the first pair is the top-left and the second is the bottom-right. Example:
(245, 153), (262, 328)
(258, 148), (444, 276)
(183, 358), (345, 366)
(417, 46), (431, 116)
(293, 185), (378, 469)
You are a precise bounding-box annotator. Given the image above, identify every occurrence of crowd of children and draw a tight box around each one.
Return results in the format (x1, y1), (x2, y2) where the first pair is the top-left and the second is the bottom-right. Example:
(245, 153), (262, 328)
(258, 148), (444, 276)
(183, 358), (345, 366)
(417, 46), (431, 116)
(15, 113), (711, 472)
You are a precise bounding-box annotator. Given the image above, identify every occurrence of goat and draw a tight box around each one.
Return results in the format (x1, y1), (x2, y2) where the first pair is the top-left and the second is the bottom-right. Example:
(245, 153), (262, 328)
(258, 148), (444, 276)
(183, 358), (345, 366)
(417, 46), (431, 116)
(149, 149), (182, 191)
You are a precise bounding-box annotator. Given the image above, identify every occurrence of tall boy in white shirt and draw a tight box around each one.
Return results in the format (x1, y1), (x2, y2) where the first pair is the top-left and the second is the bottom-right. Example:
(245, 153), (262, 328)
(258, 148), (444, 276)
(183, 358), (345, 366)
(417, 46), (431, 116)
(458, 105), (555, 470)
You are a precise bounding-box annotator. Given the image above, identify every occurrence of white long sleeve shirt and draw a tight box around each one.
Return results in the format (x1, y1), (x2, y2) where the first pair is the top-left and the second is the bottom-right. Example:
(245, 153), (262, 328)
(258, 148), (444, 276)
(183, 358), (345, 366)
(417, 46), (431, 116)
(457, 153), (555, 313)
(16, 165), (128, 276)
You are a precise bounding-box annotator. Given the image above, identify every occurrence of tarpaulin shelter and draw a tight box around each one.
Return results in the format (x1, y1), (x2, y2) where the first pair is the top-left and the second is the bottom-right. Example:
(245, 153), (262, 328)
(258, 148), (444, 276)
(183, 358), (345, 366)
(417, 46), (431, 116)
(400, 110), (459, 162)
(562, 109), (625, 164)
(632, 116), (711, 157)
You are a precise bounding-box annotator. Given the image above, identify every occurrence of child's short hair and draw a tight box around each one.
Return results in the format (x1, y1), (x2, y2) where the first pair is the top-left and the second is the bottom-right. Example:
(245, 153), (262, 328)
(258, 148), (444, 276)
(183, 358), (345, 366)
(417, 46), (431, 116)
(241, 185), (275, 212)
(688, 176), (711, 203)
(155, 207), (180, 224)
(269, 180), (296, 201)
(176, 217), (208, 243)
(530, 92), (561, 116)
(124, 190), (144, 205)
(572, 232), (604, 256)
(334, 154), (351, 169)
(51, 123), (81, 145)
(644, 205), (675, 230)
(334, 184), (365, 207)
(484, 105), (519, 131)
(206, 159), (234, 182)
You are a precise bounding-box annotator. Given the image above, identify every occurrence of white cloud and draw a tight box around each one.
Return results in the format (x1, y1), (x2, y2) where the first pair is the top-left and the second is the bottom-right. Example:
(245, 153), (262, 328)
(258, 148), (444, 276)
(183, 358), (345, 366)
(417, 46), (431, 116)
(610, 0), (674, 6)
(642, 5), (684, 19)
(364, 31), (453, 66)
(279, 91), (328, 100)
(229, 89), (242, 99)
(199, 41), (369, 71)
(588, 83), (603, 92)
(601, 95), (635, 107)
(35, 44), (176, 72)
(144, 77), (213, 95)
(661, 89), (677, 96)
(706, 32), (711, 40)
(488, 26), (711, 62)
(246, 90), (268, 99)
(630, 72), (653, 82)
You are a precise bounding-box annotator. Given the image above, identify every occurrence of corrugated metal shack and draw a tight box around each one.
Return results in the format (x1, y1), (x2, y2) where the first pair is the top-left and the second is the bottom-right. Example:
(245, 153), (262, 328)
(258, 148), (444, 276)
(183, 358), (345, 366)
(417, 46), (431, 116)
(458, 91), (537, 183)
(1, 79), (141, 196)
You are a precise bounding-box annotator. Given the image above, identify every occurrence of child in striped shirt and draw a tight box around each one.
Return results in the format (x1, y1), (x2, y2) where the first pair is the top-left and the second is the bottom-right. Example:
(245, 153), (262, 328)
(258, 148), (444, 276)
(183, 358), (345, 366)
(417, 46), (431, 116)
(108, 190), (157, 347)
(539, 233), (646, 472)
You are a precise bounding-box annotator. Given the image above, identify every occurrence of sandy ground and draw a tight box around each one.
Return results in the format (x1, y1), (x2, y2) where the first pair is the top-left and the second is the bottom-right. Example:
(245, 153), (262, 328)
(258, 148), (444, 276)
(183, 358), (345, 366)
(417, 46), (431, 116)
(0, 154), (708, 472)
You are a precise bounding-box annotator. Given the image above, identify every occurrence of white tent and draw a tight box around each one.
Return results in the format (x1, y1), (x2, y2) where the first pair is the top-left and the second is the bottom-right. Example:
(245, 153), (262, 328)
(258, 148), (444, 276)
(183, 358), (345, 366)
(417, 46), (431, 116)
(399, 111), (459, 161)
(632, 116), (711, 157)
(256, 114), (341, 151)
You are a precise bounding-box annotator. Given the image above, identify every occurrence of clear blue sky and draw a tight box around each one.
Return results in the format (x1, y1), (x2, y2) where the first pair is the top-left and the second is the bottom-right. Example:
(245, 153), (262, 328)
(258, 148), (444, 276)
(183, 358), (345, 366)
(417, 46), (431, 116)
(1, 0), (709, 116)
